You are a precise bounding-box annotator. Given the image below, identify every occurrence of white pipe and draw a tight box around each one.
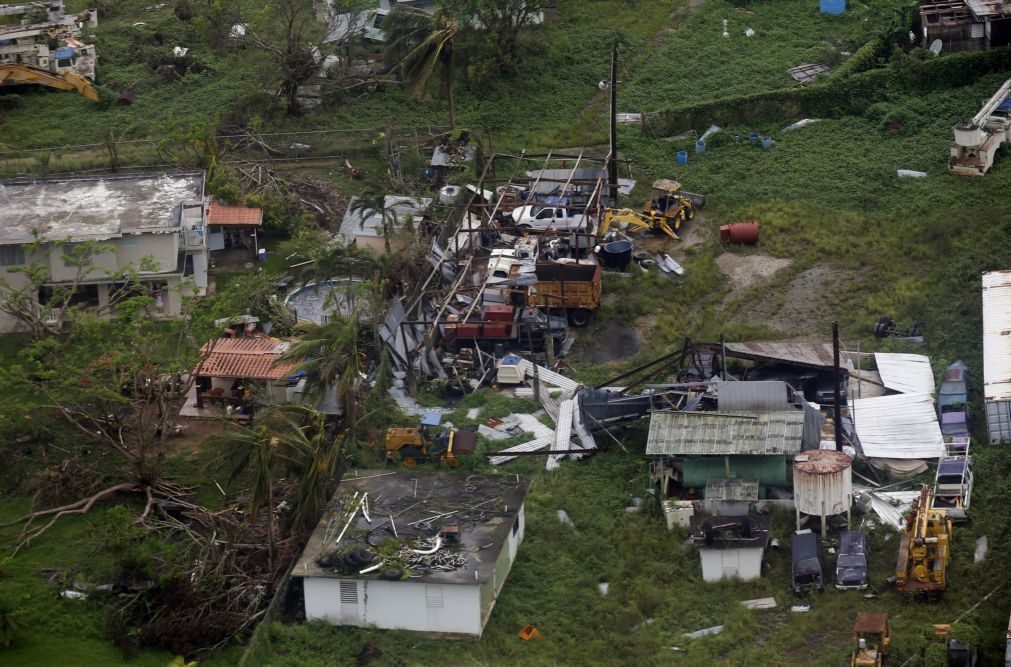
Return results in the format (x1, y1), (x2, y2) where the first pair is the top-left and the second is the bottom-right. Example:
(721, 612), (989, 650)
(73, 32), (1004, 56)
(359, 561), (383, 575)
(412, 536), (443, 555)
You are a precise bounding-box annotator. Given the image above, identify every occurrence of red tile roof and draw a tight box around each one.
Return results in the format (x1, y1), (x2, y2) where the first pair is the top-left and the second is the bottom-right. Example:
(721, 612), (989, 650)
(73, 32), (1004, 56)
(197, 335), (297, 380)
(207, 199), (263, 227)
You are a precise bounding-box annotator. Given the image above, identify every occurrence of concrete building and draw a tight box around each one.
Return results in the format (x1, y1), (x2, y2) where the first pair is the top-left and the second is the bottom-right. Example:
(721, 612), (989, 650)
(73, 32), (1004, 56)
(689, 514), (771, 583)
(0, 172), (208, 333)
(293, 470), (531, 636)
(337, 195), (431, 253)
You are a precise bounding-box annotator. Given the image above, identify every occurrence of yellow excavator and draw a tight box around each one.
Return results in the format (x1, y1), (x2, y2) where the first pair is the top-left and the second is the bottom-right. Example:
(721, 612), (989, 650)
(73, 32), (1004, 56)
(596, 179), (697, 241)
(0, 64), (99, 101)
(896, 485), (952, 596)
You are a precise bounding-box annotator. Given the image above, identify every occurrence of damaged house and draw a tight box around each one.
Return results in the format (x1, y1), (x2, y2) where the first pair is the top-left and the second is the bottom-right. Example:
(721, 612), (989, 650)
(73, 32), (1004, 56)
(293, 470), (531, 636)
(0, 172), (209, 333)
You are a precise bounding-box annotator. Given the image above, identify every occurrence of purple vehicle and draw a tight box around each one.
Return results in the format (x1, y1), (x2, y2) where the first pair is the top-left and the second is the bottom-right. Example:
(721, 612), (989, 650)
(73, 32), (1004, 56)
(937, 361), (970, 450)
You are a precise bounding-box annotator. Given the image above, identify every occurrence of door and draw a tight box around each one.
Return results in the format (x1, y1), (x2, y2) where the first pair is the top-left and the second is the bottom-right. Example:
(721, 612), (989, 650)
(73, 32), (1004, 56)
(721, 550), (739, 579)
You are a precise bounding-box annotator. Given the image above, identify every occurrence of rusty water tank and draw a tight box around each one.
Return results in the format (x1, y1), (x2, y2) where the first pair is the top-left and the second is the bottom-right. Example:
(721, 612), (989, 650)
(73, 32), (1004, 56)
(793, 449), (852, 518)
(720, 221), (759, 244)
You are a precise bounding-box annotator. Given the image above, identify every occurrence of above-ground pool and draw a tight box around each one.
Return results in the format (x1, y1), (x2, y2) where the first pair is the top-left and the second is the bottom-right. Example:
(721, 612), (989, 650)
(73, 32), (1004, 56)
(285, 280), (368, 325)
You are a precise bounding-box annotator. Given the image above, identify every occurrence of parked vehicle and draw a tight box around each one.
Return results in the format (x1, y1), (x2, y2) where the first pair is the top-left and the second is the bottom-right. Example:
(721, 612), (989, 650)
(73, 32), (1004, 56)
(511, 201), (593, 232)
(441, 304), (566, 353)
(522, 256), (601, 328)
(851, 613), (890, 667)
(835, 531), (870, 590)
(791, 529), (823, 594)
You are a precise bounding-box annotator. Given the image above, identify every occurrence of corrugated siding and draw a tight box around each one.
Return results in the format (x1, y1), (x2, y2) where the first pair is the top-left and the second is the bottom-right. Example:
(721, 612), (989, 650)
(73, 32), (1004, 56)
(874, 353), (935, 395)
(983, 270), (1011, 402)
(723, 341), (850, 370)
(718, 381), (790, 412)
(683, 456), (786, 490)
(646, 411), (805, 456)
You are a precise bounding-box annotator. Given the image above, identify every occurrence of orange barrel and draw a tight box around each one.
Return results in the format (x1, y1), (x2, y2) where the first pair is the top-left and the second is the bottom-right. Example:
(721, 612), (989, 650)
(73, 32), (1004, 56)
(719, 221), (759, 244)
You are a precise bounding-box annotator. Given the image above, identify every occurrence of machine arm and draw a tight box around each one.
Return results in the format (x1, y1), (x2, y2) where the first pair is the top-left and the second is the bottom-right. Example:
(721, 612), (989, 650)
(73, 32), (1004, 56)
(0, 64), (99, 102)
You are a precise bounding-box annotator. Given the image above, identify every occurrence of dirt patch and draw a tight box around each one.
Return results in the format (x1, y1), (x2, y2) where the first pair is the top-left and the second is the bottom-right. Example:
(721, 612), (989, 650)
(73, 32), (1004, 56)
(579, 320), (641, 364)
(766, 265), (857, 333)
(170, 418), (231, 459)
(716, 252), (793, 299)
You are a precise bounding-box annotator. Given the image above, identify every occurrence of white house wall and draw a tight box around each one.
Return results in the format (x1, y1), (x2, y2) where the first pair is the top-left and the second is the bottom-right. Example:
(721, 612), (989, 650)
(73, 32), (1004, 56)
(698, 547), (764, 582)
(304, 578), (483, 636)
(116, 233), (179, 273)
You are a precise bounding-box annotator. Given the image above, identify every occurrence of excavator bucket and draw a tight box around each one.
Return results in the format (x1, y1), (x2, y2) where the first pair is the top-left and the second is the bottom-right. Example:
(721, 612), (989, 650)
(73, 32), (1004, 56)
(0, 64), (99, 102)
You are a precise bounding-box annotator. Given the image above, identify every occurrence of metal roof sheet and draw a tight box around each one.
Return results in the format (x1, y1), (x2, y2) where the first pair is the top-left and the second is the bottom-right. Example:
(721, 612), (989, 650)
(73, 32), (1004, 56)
(723, 341), (850, 370)
(874, 352), (935, 395)
(645, 410), (805, 456)
(983, 271), (1011, 402)
(717, 381), (790, 412)
(850, 393), (945, 459)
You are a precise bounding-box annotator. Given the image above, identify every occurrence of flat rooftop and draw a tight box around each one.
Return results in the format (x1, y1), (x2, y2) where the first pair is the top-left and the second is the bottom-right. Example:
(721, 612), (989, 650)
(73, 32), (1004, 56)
(293, 469), (531, 585)
(0, 172), (204, 245)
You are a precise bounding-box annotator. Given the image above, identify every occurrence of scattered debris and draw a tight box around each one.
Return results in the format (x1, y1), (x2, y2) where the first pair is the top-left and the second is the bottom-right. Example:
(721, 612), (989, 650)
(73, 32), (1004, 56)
(616, 113), (643, 124)
(782, 118), (822, 132)
(60, 590), (87, 600)
(744, 28), (755, 37)
(556, 509), (576, 531)
(975, 536), (988, 563)
(787, 63), (830, 84)
(656, 253), (684, 276)
(598, 582), (609, 596)
(518, 624), (543, 640)
(791, 604), (811, 613)
(740, 597), (777, 610)
(897, 169), (927, 178)
(684, 625), (724, 639)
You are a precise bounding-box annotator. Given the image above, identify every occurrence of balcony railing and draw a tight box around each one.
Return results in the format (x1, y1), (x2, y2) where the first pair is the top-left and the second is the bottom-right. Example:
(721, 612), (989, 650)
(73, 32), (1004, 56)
(180, 228), (207, 249)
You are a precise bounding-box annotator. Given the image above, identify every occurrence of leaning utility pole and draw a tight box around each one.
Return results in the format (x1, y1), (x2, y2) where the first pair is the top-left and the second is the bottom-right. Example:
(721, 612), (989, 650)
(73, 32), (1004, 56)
(608, 39), (619, 206)
(833, 321), (843, 452)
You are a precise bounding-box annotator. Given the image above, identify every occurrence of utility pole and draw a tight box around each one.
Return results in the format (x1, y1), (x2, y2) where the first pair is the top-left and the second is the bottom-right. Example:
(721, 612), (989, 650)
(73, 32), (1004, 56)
(833, 321), (843, 452)
(608, 39), (619, 206)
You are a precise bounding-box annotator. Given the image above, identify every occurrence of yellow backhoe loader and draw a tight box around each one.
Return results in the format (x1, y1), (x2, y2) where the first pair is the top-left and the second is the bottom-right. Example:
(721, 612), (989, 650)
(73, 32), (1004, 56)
(896, 485), (952, 596)
(596, 179), (698, 241)
(0, 64), (99, 101)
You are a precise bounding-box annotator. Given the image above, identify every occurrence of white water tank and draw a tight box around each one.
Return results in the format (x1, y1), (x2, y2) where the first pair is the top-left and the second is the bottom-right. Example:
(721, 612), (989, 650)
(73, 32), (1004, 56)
(794, 449), (852, 521)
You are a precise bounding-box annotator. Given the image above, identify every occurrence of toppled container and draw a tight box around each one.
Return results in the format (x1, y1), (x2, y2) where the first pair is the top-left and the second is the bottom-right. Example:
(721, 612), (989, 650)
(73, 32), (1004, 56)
(599, 240), (633, 271)
(720, 221), (760, 244)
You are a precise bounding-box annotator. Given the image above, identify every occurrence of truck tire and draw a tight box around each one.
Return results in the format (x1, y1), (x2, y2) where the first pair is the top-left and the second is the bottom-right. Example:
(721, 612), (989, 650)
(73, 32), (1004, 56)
(568, 309), (593, 328)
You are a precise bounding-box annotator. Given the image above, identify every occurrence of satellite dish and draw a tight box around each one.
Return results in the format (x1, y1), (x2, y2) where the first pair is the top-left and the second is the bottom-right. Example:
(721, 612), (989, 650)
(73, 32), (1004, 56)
(930, 39), (943, 55)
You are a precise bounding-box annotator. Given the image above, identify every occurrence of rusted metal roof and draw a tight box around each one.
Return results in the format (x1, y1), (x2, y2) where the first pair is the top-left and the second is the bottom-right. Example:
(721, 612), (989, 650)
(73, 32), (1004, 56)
(197, 336), (296, 380)
(723, 341), (850, 370)
(207, 199), (263, 226)
(983, 270), (1011, 402)
(794, 449), (850, 475)
(645, 410), (805, 456)
(853, 612), (888, 635)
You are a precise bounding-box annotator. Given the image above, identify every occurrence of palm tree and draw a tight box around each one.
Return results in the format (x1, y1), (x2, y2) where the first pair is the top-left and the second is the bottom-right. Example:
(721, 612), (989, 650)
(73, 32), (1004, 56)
(272, 406), (345, 535)
(384, 6), (460, 128)
(351, 186), (401, 254)
(276, 315), (370, 427)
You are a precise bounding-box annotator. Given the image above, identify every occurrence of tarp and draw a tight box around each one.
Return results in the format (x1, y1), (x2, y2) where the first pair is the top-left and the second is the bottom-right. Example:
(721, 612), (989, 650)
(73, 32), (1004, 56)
(874, 353), (935, 395)
(850, 393), (945, 459)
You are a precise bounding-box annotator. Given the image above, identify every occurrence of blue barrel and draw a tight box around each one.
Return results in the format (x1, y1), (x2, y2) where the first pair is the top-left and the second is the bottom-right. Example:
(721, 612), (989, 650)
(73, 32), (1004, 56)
(820, 0), (845, 14)
(749, 132), (758, 143)
(677, 150), (688, 165)
(695, 140), (705, 154)
(762, 136), (773, 150)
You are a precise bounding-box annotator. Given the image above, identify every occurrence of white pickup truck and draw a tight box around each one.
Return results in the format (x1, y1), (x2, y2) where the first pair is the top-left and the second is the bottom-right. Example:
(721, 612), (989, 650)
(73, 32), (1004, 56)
(511, 204), (593, 232)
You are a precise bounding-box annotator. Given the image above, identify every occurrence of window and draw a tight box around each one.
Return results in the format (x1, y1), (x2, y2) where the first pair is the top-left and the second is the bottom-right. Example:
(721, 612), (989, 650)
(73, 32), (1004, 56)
(425, 585), (444, 609)
(339, 581), (358, 604)
(535, 208), (554, 220)
(0, 245), (25, 266)
(512, 517), (520, 536)
(121, 236), (138, 247)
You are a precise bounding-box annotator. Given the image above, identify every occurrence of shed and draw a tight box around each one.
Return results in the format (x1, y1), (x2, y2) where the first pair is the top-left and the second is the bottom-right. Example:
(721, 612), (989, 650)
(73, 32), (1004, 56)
(646, 410), (806, 493)
(689, 515), (771, 582)
(338, 195), (431, 253)
(206, 198), (262, 256)
(293, 470), (531, 636)
(191, 334), (298, 409)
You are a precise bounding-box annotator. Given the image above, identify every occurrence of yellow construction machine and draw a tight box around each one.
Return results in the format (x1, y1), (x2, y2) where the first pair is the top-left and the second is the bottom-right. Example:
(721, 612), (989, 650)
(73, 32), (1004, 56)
(596, 179), (697, 241)
(0, 64), (99, 101)
(896, 485), (953, 596)
(850, 613), (890, 667)
(385, 426), (477, 467)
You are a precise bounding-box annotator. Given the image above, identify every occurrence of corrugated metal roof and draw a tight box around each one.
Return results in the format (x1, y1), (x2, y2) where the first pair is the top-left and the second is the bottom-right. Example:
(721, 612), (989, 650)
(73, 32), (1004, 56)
(874, 352), (935, 395)
(718, 381), (790, 412)
(983, 270), (1011, 402)
(723, 341), (850, 370)
(645, 411), (805, 456)
(850, 393), (945, 459)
